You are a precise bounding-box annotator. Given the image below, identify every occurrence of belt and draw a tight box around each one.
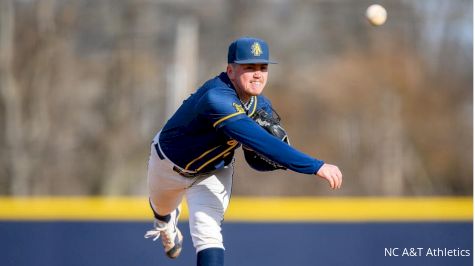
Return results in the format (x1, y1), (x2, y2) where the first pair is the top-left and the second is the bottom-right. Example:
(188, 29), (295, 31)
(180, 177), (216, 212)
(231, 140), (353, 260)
(154, 143), (212, 178)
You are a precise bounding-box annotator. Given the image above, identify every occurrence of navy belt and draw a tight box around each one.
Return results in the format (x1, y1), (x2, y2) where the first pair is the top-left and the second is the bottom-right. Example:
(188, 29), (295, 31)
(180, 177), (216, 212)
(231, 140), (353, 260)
(154, 143), (212, 178)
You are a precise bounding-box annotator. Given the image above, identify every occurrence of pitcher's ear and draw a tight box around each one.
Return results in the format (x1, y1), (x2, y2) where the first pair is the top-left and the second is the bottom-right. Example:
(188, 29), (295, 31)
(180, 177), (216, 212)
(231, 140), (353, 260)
(226, 64), (235, 79)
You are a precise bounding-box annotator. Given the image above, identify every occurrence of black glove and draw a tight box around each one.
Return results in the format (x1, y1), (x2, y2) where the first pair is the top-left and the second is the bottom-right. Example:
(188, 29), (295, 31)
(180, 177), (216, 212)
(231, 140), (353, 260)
(243, 108), (290, 171)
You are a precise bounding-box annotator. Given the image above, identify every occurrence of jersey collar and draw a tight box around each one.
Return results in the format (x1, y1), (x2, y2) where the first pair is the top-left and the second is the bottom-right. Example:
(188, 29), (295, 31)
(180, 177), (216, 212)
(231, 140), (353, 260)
(219, 72), (234, 90)
(218, 72), (257, 116)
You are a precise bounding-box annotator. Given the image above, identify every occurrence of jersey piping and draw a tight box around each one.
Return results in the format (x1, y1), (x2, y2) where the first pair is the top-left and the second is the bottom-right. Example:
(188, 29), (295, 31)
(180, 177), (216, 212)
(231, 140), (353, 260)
(185, 97), (257, 172)
(213, 111), (245, 128)
(194, 140), (239, 172)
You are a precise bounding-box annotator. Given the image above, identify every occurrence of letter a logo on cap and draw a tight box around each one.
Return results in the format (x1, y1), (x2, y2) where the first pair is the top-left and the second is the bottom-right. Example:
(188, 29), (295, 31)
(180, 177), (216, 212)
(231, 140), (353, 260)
(251, 42), (263, 56)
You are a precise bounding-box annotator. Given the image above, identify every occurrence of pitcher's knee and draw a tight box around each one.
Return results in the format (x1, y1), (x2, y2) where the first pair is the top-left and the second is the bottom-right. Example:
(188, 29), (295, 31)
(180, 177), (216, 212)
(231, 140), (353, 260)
(189, 211), (225, 252)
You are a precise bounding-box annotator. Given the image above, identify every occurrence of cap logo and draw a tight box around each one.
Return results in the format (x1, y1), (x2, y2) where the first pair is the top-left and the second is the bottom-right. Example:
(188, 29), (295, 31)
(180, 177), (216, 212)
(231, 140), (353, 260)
(251, 42), (263, 56)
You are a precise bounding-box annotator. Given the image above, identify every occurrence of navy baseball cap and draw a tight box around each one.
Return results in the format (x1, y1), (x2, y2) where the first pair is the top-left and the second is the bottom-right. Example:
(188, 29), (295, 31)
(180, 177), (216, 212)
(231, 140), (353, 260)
(227, 37), (277, 64)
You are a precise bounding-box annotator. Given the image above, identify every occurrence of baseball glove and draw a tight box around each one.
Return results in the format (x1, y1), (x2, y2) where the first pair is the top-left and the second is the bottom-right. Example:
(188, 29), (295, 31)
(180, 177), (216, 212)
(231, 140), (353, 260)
(243, 108), (290, 171)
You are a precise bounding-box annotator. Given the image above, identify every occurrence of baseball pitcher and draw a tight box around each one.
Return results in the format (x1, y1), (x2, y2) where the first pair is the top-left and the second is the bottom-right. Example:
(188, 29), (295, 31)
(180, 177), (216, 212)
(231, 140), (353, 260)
(145, 36), (343, 266)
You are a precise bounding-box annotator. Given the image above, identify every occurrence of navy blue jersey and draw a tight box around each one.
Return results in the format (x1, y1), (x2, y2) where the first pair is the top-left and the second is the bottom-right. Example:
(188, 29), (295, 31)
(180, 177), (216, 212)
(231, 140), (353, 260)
(158, 72), (323, 174)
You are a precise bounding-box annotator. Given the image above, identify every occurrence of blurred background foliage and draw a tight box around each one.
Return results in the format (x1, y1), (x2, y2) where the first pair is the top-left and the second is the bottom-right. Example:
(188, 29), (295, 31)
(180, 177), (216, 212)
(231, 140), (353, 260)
(0, 0), (472, 196)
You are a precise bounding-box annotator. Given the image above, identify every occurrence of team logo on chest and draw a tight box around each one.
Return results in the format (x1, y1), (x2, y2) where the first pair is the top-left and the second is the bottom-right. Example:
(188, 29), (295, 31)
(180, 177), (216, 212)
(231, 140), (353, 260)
(232, 102), (245, 113)
(251, 42), (263, 56)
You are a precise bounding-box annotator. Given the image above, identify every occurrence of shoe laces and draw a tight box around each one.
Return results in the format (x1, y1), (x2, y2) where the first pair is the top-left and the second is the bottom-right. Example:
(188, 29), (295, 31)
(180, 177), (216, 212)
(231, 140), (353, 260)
(144, 221), (173, 244)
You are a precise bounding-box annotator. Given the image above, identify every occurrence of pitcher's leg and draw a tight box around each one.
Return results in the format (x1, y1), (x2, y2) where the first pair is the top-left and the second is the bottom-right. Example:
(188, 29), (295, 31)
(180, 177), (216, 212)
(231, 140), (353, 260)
(186, 164), (233, 254)
(147, 144), (187, 215)
(197, 248), (224, 266)
(145, 144), (188, 258)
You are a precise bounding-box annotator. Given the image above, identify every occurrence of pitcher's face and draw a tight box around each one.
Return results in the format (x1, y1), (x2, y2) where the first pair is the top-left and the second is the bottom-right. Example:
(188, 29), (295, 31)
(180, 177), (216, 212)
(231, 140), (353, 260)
(227, 64), (268, 100)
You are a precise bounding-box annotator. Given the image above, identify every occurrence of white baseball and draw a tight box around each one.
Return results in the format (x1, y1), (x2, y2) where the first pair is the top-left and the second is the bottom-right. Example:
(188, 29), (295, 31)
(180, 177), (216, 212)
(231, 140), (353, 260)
(366, 4), (387, 26)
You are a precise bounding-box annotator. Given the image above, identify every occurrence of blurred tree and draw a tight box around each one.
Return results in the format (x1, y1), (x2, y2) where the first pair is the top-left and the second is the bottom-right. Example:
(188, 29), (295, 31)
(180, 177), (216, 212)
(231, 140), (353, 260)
(0, 0), (471, 196)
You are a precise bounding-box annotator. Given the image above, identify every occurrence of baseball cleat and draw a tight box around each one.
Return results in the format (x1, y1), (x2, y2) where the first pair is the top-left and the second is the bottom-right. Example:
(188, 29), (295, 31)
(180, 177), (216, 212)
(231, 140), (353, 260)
(144, 208), (183, 259)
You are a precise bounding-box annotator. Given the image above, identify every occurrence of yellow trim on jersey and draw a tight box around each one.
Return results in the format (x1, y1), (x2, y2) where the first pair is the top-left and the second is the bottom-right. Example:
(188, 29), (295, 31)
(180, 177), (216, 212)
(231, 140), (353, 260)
(213, 96), (256, 128)
(213, 111), (245, 128)
(190, 96), (255, 171)
(184, 141), (239, 171)
(195, 140), (239, 172)
(0, 197), (471, 221)
(185, 145), (221, 170)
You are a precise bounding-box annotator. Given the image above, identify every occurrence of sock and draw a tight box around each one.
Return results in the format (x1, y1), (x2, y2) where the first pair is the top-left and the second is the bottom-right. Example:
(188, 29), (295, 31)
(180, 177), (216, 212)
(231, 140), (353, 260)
(154, 212), (171, 223)
(197, 248), (224, 266)
(148, 199), (170, 223)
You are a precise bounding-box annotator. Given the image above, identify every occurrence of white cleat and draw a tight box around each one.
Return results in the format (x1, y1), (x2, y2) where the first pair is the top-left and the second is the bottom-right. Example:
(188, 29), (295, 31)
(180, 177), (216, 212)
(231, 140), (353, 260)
(144, 208), (183, 259)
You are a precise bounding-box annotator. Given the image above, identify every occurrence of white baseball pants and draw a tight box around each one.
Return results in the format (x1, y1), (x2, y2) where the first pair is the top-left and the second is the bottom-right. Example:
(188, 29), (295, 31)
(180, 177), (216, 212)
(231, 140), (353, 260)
(147, 138), (233, 252)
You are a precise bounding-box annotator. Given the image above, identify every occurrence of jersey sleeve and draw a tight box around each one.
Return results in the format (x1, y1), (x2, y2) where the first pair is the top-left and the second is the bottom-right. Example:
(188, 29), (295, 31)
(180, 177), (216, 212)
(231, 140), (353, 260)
(197, 89), (248, 129)
(220, 118), (324, 174)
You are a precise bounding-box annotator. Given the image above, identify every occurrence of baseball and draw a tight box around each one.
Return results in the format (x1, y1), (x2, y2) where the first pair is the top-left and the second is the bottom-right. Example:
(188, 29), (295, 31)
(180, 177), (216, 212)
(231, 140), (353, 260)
(366, 4), (387, 26)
